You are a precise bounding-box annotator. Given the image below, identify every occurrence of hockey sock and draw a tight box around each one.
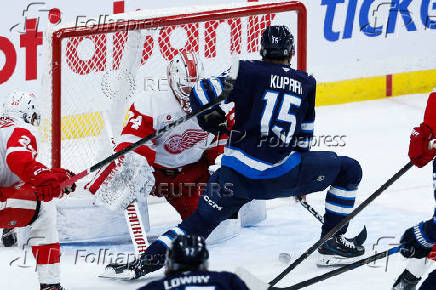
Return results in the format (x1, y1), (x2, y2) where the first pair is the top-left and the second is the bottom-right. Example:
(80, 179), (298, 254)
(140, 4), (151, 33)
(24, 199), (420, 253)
(32, 243), (61, 285)
(140, 227), (186, 272)
(322, 156), (362, 236)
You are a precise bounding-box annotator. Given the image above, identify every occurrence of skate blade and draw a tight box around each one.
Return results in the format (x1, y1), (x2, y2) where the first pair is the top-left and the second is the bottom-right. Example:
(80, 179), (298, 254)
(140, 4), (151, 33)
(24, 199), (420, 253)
(317, 253), (362, 266)
(98, 267), (136, 280)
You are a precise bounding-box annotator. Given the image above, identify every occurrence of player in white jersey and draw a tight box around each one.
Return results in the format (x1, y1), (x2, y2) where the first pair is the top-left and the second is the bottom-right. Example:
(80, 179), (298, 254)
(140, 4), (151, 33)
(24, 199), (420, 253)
(0, 91), (76, 290)
(87, 51), (227, 220)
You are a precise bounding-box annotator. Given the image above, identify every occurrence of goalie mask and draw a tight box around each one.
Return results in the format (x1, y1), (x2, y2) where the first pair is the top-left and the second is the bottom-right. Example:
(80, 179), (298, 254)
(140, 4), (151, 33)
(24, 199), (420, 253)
(3, 91), (41, 126)
(167, 51), (201, 114)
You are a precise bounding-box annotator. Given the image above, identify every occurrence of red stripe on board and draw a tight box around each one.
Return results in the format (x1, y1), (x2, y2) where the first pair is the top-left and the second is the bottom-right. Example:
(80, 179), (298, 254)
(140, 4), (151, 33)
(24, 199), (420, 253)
(386, 74), (393, 97)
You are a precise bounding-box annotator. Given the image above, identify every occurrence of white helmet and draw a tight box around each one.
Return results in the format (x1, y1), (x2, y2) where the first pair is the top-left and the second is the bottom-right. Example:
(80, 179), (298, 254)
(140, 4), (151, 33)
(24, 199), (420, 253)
(167, 51), (202, 114)
(3, 91), (41, 126)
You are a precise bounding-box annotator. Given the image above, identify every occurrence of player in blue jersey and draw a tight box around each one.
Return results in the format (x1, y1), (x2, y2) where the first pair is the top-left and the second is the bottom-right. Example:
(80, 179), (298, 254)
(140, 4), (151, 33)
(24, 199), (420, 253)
(138, 235), (249, 290)
(393, 92), (436, 290)
(101, 25), (366, 280)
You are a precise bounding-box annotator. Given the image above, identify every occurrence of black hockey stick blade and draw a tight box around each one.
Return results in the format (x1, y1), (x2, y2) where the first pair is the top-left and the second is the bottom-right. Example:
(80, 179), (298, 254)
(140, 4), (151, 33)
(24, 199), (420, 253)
(268, 161), (413, 286)
(269, 246), (401, 290)
(354, 226), (367, 247)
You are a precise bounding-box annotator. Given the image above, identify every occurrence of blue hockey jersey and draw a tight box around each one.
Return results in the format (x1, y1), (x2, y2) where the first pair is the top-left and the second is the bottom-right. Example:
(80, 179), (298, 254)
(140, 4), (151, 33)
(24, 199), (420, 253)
(137, 270), (249, 290)
(190, 60), (316, 179)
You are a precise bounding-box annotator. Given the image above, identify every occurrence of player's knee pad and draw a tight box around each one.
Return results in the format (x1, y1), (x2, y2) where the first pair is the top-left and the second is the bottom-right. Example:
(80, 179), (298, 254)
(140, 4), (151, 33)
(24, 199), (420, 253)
(333, 156), (362, 190)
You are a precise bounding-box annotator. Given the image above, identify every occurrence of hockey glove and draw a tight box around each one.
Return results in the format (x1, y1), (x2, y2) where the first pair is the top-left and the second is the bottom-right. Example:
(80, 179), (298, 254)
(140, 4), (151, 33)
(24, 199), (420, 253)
(408, 123), (436, 168)
(29, 168), (76, 202)
(197, 106), (229, 136)
(400, 223), (434, 259)
(2, 228), (17, 247)
(197, 78), (235, 136)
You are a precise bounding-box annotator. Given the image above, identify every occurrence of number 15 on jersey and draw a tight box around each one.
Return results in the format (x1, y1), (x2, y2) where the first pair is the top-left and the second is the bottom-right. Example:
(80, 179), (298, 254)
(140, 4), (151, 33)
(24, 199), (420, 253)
(260, 90), (301, 145)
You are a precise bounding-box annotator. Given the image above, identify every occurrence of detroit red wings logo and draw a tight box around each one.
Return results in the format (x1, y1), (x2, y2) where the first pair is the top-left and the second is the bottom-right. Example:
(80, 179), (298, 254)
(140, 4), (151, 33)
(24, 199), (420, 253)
(164, 129), (208, 154)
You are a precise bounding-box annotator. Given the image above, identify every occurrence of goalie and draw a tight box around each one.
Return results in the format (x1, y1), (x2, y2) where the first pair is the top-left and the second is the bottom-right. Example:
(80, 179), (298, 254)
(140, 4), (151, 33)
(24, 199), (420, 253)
(87, 51), (228, 219)
(0, 92), (76, 290)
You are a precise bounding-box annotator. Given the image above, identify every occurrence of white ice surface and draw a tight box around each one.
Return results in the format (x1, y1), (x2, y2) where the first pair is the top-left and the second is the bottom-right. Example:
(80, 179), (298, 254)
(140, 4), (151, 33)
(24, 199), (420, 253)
(3, 93), (436, 289)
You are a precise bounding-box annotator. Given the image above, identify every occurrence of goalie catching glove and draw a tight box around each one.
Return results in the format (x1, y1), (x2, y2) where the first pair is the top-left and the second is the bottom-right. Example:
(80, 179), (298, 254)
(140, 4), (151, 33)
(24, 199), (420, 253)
(86, 152), (155, 211)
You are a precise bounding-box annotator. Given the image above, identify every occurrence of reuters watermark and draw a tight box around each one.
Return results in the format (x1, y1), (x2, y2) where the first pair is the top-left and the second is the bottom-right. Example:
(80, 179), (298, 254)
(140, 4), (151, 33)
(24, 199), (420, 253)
(151, 182), (234, 198)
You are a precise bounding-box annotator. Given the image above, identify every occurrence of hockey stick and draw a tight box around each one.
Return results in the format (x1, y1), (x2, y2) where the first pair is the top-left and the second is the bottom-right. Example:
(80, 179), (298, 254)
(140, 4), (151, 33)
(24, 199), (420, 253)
(100, 111), (150, 256)
(62, 93), (229, 187)
(272, 246), (402, 290)
(296, 196), (324, 223)
(236, 246), (402, 290)
(98, 30), (150, 257)
(269, 161), (414, 286)
(278, 197), (367, 263)
(296, 197), (367, 245)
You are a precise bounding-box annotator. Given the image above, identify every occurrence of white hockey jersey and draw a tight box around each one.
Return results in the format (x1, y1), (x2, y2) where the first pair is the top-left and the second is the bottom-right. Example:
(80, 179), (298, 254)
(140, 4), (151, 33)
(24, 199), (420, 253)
(116, 90), (225, 169)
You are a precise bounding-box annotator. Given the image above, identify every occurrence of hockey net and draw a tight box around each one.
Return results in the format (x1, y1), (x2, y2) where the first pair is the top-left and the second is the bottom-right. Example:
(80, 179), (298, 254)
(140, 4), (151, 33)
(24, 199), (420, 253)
(40, 1), (306, 207)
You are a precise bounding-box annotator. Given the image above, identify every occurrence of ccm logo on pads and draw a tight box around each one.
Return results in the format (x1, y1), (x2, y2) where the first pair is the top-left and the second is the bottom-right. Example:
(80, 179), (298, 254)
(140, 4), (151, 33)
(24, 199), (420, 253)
(203, 195), (222, 211)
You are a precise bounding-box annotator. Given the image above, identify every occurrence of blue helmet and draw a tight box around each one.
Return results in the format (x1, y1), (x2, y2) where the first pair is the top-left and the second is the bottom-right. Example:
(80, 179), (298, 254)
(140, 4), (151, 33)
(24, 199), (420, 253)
(165, 235), (209, 274)
(260, 25), (295, 60)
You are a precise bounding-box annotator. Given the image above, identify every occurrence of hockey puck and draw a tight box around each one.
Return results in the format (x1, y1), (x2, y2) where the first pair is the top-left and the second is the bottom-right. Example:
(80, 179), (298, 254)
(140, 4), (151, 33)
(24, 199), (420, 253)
(278, 252), (291, 264)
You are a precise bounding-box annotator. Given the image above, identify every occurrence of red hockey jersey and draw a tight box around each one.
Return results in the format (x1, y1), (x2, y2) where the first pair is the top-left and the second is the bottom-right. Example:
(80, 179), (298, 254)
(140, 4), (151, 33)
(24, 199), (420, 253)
(0, 117), (47, 228)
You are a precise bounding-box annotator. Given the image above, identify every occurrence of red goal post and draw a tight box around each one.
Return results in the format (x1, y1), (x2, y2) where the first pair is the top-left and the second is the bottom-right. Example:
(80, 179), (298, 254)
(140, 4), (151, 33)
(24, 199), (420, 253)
(43, 1), (307, 173)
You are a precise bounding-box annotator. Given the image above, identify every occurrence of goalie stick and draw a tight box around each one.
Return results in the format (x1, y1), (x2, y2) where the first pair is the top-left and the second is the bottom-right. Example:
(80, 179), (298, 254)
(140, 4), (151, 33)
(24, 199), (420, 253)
(97, 30), (150, 257)
(72, 89), (231, 256)
(100, 111), (149, 256)
(269, 161), (414, 286)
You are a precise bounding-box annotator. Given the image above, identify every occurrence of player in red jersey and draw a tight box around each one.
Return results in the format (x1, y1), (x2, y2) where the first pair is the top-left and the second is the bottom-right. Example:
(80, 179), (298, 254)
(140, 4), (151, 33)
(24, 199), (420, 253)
(0, 92), (76, 290)
(393, 90), (436, 290)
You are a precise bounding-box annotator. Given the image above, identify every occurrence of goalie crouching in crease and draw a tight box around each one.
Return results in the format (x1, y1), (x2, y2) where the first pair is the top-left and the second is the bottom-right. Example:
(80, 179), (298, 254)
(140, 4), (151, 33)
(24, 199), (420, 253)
(93, 25), (366, 282)
(0, 92), (76, 290)
(86, 51), (229, 216)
